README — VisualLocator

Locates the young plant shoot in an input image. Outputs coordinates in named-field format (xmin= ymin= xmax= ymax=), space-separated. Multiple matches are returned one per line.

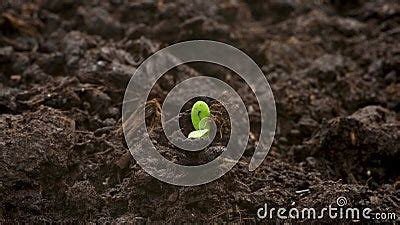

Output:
xmin=188 ymin=101 xmax=211 ymax=139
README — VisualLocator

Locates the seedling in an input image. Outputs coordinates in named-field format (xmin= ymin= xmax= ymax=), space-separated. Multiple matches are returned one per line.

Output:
xmin=188 ymin=101 xmax=211 ymax=139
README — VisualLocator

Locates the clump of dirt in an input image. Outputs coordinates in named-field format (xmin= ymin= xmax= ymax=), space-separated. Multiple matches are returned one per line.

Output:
xmin=0 ymin=0 xmax=399 ymax=223
xmin=291 ymin=106 xmax=399 ymax=186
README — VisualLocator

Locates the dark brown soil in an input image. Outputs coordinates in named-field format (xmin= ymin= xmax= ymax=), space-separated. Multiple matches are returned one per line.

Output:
xmin=0 ymin=0 xmax=399 ymax=223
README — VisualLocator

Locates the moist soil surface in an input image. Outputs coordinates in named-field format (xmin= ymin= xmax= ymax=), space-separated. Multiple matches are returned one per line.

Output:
xmin=0 ymin=0 xmax=399 ymax=223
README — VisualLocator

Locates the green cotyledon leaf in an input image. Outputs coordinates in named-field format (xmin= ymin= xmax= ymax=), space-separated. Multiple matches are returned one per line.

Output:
xmin=191 ymin=101 xmax=210 ymax=130
xmin=188 ymin=129 xmax=209 ymax=139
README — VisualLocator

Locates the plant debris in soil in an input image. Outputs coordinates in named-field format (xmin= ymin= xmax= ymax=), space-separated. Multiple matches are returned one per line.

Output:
xmin=0 ymin=0 xmax=399 ymax=223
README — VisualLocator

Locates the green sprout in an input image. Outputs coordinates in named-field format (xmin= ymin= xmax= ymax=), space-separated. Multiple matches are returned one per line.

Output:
xmin=188 ymin=101 xmax=211 ymax=139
